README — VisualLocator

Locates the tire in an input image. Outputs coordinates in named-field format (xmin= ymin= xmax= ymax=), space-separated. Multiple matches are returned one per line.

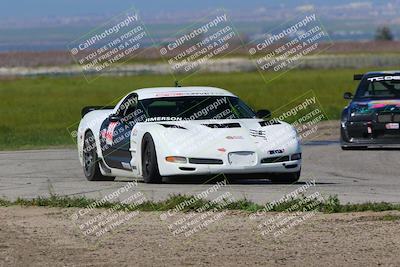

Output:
xmin=141 ymin=134 xmax=162 ymax=184
xmin=340 ymin=125 xmax=351 ymax=150
xmin=340 ymin=126 xmax=367 ymax=150
xmin=270 ymin=171 xmax=301 ymax=184
xmin=83 ymin=131 xmax=115 ymax=181
xmin=341 ymin=145 xmax=367 ymax=150
xmin=341 ymin=146 xmax=353 ymax=150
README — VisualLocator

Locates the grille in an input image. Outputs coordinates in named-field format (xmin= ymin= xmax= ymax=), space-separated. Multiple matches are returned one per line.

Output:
xmin=377 ymin=114 xmax=392 ymax=123
xmin=188 ymin=158 xmax=223 ymax=165
xmin=377 ymin=113 xmax=400 ymax=123
xmin=261 ymin=156 xmax=290 ymax=164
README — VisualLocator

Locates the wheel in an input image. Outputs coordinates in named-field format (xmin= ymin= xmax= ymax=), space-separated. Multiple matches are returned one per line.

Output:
xmin=340 ymin=125 xmax=352 ymax=150
xmin=340 ymin=127 xmax=367 ymax=150
xmin=270 ymin=171 xmax=301 ymax=184
xmin=141 ymin=134 xmax=162 ymax=183
xmin=83 ymin=131 xmax=115 ymax=181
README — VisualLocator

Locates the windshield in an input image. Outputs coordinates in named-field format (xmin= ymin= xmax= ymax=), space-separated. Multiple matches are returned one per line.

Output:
xmin=138 ymin=96 xmax=256 ymax=121
xmin=355 ymin=75 xmax=400 ymax=99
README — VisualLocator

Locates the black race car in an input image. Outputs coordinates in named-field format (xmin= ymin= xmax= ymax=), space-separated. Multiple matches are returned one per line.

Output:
xmin=341 ymin=71 xmax=400 ymax=149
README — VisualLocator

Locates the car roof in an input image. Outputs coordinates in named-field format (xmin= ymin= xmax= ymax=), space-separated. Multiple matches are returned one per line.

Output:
xmin=133 ymin=86 xmax=236 ymax=100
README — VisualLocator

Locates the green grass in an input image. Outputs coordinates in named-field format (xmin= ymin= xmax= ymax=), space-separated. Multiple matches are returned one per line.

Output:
xmin=1 ymin=194 xmax=400 ymax=213
xmin=0 ymin=67 xmax=390 ymax=149
xmin=379 ymin=214 xmax=400 ymax=221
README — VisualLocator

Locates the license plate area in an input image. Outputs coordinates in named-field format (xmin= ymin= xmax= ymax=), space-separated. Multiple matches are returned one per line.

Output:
xmin=386 ymin=123 xmax=400 ymax=130
xmin=228 ymin=151 xmax=256 ymax=166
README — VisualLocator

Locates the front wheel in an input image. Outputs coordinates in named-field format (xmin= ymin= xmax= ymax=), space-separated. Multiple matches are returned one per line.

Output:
xmin=270 ymin=171 xmax=301 ymax=184
xmin=83 ymin=131 xmax=115 ymax=181
xmin=141 ymin=134 xmax=162 ymax=184
xmin=340 ymin=126 xmax=366 ymax=150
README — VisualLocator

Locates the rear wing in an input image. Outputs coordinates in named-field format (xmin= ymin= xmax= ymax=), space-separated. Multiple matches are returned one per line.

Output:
xmin=353 ymin=74 xmax=364 ymax=80
xmin=81 ymin=106 xmax=114 ymax=118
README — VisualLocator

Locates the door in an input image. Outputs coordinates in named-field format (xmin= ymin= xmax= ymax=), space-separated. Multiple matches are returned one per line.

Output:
xmin=100 ymin=93 xmax=140 ymax=171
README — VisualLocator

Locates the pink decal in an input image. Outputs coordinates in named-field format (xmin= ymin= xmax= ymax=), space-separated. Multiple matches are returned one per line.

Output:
xmin=106 ymin=122 xmax=118 ymax=145
xmin=369 ymin=100 xmax=400 ymax=109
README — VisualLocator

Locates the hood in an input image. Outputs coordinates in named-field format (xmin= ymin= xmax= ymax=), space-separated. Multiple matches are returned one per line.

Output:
xmin=350 ymin=99 xmax=400 ymax=114
xmin=153 ymin=119 xmax=298 ymax=157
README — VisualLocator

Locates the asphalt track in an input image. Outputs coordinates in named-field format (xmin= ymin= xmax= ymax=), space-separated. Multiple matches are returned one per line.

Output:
xmin=0 ymin=142 xmax=399 ymax=204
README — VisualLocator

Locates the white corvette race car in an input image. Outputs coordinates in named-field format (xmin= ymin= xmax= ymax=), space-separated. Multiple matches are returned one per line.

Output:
xmin=77 ymin=86 xmax=302 ymax=183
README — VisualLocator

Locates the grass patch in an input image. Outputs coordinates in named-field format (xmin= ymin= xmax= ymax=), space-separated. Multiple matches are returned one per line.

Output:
xmin=379 ymin=214 xmax=400 ymax=221
xmin=1 ymin=67 xmax=398 ymax=149
xmin=0 ymin=198 xmax=12 ymax=207
xmin=1 ymin=194 xmax=400 ymax=214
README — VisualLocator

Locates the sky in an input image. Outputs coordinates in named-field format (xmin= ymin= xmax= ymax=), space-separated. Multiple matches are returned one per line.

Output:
xmin=0 ymin=0 xmax=398 ymax=51
xmin=0 ymin=0 xmax=380 ymax=19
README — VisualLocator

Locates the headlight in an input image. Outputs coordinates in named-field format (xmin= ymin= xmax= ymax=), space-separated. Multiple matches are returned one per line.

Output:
xmin=291 ymin=153 xmax=302 ymax=160
xmin=165 ymin=156 xmax=187 ymax=163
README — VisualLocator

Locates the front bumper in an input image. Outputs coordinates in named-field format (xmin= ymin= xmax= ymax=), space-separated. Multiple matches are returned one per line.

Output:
xmin=341 ymin=121 xmax=400 ymax=147
xmin=160 ymin=157 xmax=302 ymax=176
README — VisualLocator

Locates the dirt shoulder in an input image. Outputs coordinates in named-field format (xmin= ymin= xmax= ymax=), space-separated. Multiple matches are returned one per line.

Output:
xmin=1 ymin=207 xmax=399 ymax=267
xmin=303 ymin=120 xmax=340 ymax=142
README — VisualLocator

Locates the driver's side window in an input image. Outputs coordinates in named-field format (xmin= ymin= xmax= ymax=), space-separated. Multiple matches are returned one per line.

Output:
xmin=117 ymin=93 xmax=138 ymax=122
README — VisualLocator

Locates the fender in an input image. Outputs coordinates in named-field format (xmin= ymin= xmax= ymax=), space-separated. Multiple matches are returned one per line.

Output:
xmin=77 ymin=109 xmax=113 ymax=166
xmin=341 ymin=107 xmax=349 ymax=123
xmin=131 ymin=123 xmax=178 ymax=177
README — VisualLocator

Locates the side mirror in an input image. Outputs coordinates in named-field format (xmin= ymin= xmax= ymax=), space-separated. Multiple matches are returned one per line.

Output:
xmin=343 ymin=92 xmax=353 ymax=100
xmin=109 ymin=114 xmax=120 ymax=122
xmin=256 ymin=109 xmax=271 ymax=119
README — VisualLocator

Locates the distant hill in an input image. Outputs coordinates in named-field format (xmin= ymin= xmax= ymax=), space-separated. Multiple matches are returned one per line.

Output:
xmin=0 ymin=0 xmax=399 ymax=51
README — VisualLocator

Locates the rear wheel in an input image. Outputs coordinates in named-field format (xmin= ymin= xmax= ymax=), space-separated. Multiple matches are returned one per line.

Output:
xmin=270 ymin=171 xmax=301 ymax=184
xmin=83 ymin=131 xmax=115 ymax=181
xmin=142 ymin=134 xmax=162 ymax=184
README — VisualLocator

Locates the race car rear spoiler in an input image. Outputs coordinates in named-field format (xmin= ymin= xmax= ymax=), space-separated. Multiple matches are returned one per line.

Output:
xmin=354 ymin=74 xmax=364 ymax=80
xmin=81 ymin=106 xmax=114 ymax=118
